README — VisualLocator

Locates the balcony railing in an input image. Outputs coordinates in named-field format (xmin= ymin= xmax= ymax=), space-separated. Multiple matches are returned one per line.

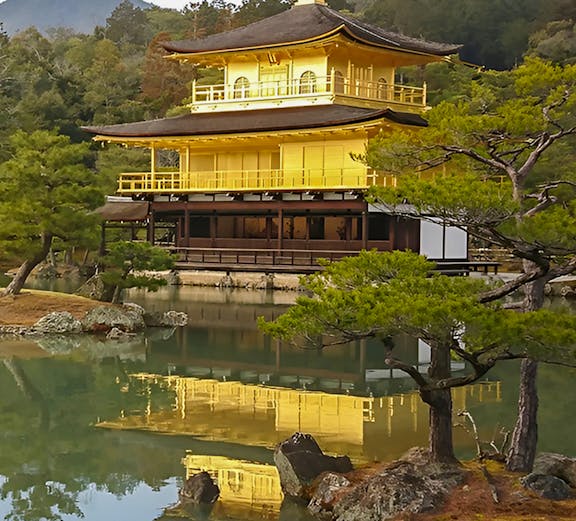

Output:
xmin=117 ymin=168 xmax=397 ymax=194
xmin=191 ymin=74 xmax=426 ymax=109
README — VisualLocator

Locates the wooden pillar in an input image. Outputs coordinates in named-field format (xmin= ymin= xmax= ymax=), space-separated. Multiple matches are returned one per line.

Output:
xmin=278 ymin=207 xmax=284 ymax=250
xmin=362 ymin=210 xmax=368 ymax=249
xmin=184 ymin=205 xmax=190 ymax=248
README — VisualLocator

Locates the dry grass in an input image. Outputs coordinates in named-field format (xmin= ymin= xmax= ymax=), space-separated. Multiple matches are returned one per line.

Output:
xmin=406 ymin=460 xmax=576 ymax=521
xmin=0 ymin=289 xmax=110 ymax=326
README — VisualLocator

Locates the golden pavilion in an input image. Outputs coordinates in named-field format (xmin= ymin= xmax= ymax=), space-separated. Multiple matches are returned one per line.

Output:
xmin=85 ymin=0 xmax=465 ymax=270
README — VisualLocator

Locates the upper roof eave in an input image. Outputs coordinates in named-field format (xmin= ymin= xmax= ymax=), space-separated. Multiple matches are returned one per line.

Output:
xmin=165 ymin=26 xmax=345 ymax=62
xmin=161 ymin=3 xmax=460 ymax=58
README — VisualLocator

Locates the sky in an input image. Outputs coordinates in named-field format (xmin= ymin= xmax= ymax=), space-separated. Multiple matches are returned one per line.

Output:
xmin=149 ymin=0 xmax=241 ymax=9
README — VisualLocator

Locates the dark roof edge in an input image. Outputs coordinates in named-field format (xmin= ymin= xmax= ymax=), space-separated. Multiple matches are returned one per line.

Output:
xmin=81 ymin=107 xmax=427 ymax=139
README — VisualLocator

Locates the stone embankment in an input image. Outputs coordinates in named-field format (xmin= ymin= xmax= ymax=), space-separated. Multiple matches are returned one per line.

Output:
xmin=135 ymin=269 xmax=302 ymax=291
xmin=0 ymin=303 xmax=188 ymax=337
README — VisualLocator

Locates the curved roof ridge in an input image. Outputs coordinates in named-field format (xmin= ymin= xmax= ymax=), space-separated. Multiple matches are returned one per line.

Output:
xmin=318 ymin=6 xmax=401 ymax=47
xmin=162 ymin=3 xmax=460 ymax=57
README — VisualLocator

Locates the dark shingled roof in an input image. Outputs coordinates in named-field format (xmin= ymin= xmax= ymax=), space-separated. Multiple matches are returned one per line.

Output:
xmin=162 ymin=3 xmax=460 ymax=56
xmin=96 ymin=200 xmax=149 ymax=221
xmin=82 ymin=105 xmax=428 ymax=138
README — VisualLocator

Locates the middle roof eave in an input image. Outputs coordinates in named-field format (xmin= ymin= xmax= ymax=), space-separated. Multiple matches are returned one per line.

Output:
xmin=81 ymin=105 xmax=428 ymax=139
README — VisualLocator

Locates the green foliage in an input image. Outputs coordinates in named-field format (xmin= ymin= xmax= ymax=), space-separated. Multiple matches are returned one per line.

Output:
xmin=100 ymin=241 xmax=175 ymax=300
xmin=233 ymin=0 xmax=291 ymax=27
xmin=527 ymin=20 xmax=576 ymax=65
xmin=260 ymin=250 xmax=576 ymax=368
xmin=104 ymin=0 xmax=152 ymax=49
xmin=359 ymin=0 xmax=568 ymax=70
xmin=0 ymin=129 xmax=104 ymax=260
xmin=95 ymin=144 xmax=149 ymax=193
xmin=365 ymin=57 xmax=576 ymax=269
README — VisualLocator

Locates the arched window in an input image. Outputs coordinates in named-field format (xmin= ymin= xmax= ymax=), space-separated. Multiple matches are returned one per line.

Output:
xmin=233 ymin=76 xmax=250 ymax=99
xmin=299 ymin=71 xmax=317 ymax=94
xmin=377 ymin=77 xmax=388 ymax=100
xmin=333 ymin=70 xmax=345 ymax=94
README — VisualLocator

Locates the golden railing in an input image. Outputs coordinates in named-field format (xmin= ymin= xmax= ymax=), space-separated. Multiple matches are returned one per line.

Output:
xmin=192 ymin=74 xmax=426 ymax=108
xmin=117 ymin=168 xmax=398 ymax=194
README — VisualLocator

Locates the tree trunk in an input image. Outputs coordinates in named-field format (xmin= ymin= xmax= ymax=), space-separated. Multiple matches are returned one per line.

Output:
xmin=111 ymin=284 xmax=122 ymax=304
xmin=506 ymin=264 xmax=547 ymax=472
xmin=2 ymin=232 xmax=53 ymax=296
xmin=506 ymin=358 xmax=539 ymax=472
xmin=421 ymin=342 xmax=458 ymax=464
xmin=424 ymin=387 xmax=456 ymax=464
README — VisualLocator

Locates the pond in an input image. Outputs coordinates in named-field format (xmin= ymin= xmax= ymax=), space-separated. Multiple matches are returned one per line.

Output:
xmin=0 ymin=285 xmax=575 ymax=521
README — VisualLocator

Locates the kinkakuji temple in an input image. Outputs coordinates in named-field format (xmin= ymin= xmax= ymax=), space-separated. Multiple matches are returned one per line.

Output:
xmin=85 ymin=0 xmax=466 ymax=271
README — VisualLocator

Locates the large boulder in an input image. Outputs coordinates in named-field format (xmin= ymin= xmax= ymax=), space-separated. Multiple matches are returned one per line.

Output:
xmin=329 ymin=449 xmax=465 ymax=521
xmin=533 ymin=452 xmax=576 ymax=487
xmin=179 ymin=471 xmax=220 ymax=504
xmin=81 ymin=305 xmax=145 ymax=333
xmin=33 ymin=311 xmax=82 ymax=334
xmin=274 ymin=433 xmax=353 ymax=499
xmin=143 ymin=310 xmax=188 ymax=327
xmin=521 ymin=473 xmax=572 ymax=500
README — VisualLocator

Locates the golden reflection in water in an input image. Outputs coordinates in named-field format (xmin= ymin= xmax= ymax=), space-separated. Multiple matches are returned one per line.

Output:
xmin=182 ymin=454 xmax=283 ymax=518
xmin=98 ymin=373 xmax=501 ymax=462
xmin=98 ymin=374 xmax=502 ymax=516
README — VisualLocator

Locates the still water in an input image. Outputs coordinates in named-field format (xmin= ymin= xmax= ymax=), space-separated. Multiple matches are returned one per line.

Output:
xmin=0 ymin=285 xmax=575 ymax=521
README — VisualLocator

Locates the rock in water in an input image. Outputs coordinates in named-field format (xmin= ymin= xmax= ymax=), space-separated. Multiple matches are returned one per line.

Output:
xmin=81 ymin=305 xmax=145 ymax=333
xmin=274 ymin=432 xmax=353 ymax=499
xmin=34 ymin=312 xmax=82 ymax=334
xmin=179 ymin=471 xmax=220 ymax=504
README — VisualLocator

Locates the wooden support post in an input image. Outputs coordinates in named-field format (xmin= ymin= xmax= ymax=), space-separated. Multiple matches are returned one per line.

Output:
xmin=362 ymin=210 xmax=368 ymax=249
xmin=184 ymin=205 xmax=190 ymax=247
xmin=278 ymin=207 xmax=284 ymax=251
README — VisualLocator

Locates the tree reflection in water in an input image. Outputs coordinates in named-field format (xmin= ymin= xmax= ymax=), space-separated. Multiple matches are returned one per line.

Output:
xmin=0 ymin=286 xmax=573 ymax=521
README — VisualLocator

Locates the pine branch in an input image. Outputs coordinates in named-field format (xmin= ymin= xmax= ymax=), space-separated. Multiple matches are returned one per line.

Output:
xmin=384 ymin=356 xmax=429 ymax=388
xmin=478 ymin=267 xmax=547 ymax=303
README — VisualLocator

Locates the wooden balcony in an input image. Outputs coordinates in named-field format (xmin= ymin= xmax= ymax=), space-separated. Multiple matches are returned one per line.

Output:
xmin=117 ymin=168 xmax=397 ymax=195
xmin=190 ymin=74 xmax=426 ymax=112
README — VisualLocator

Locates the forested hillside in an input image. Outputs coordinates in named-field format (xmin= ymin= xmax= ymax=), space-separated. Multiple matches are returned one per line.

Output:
xmin=1 ymin=0 xmax=574 ymax=68
xmin=0 ymin=0 xmax=573 ymax=166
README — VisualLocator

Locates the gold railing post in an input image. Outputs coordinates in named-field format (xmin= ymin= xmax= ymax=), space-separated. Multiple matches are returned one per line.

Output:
xmin=150 ymin=146 xmax=156 ymax=191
